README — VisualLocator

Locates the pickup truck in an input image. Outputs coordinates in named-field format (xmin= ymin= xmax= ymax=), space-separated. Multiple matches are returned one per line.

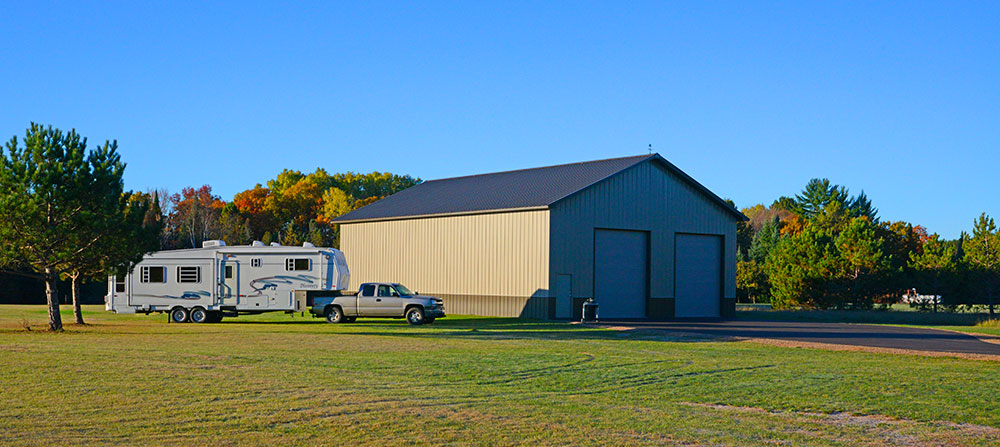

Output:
xmin=308 ymin=282 xmax=445 ymax=325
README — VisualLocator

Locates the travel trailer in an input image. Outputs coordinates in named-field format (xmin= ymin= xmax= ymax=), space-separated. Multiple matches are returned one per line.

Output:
xmin=106 ymin=240 xmax=350 ymax=323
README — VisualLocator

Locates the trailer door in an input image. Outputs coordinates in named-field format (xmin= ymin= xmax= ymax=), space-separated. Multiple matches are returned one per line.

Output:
xmin=220 ymin=260 xmax=239 ymax=306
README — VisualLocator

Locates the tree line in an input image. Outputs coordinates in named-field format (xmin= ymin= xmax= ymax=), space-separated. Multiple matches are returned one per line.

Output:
xmin=0 ymin=124 xmax=419 ymax=331
xmin=735 ymin=179 xmax=1000 ymax=315
xmin=156 ymin=169 xmax=418 ymax=251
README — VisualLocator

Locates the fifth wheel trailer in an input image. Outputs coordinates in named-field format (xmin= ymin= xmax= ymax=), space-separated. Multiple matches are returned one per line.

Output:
xmin=105 ymin=240 xmax=350 ymax=323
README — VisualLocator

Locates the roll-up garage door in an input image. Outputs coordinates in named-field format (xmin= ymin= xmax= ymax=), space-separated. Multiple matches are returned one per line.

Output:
xmin=594 ymin=229 xmax=648 ymax=318
xmin=675 ymin=234 xmax=722 ymax=318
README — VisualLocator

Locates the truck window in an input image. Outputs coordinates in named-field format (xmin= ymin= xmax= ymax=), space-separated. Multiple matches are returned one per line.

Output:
xmin=141 ymin=266 xmax=166 ymax=283
xmin=377 ymin=285 xmax=392 ymax=297
xmin=361 ymin=284 xmax=376 ymax=296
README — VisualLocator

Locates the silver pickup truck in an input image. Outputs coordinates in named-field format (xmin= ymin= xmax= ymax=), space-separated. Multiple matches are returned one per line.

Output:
xmin=307 ymin=282 xmax=445 ymax=325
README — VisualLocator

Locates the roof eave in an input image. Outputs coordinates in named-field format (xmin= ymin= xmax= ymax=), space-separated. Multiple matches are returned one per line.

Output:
xmin=333 ymin=205 xmax=551 ymax=224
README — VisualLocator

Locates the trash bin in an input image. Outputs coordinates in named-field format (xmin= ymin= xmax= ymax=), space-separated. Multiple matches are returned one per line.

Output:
xmin=581 ymin=298 xmax=599 ymax=323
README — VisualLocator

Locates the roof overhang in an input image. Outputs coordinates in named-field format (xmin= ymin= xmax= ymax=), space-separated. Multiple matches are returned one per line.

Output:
xmin=334 ymin=205 xmax=550 ymax=224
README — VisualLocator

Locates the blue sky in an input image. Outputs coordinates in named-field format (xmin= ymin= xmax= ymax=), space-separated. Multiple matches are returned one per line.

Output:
xmin=1 ymin=1 xmax=997 ymax=238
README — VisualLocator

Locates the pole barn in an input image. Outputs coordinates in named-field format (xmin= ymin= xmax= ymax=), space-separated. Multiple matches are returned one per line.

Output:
xmin=333 ymin=154 xmax=747 ymax=320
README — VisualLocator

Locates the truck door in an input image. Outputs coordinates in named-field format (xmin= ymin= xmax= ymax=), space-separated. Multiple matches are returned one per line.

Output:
xmin=357 ymin=283 xmax=379 ymax=316
xmin=374 ymin=284 xmax=399 ymax=316
xmin=220 ymin=261 xmax=239 ymax=306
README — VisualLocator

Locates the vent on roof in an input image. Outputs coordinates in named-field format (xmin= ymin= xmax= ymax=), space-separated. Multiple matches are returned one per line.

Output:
xmin=251 ymin=241 xmax=265 ymax=247
xmin=270 ymin=242 xmax=281 ymax=247
xmin=202 ymin=240 xmax=226 ymax=248
xmin=302 ymin=242 xmax=315 ymax=248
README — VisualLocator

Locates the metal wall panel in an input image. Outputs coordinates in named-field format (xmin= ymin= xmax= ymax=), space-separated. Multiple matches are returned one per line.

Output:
xmin=340 ymin=210 xmax=550 ymax=318
xmin=549 ymin=160 xmax=738 ymax=317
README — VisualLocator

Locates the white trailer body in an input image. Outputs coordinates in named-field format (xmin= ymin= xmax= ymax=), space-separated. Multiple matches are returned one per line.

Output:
xmin=106 ymin=241 xmax=349 ymax=319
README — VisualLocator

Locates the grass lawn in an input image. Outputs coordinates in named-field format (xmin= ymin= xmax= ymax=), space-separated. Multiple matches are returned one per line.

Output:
xmin=2 ymin=305 xmax=1000 ymax=446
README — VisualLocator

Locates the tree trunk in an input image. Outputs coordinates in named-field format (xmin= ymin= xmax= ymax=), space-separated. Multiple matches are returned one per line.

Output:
xmin=45 ymin=267 xmax=63 ymax=332
xmin=72 ymin=273 xmax=85 ymax=325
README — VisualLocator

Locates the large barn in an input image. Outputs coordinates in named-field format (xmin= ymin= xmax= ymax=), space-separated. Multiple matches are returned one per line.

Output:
xmin=333 ymin=154 xmax=747 ymax=320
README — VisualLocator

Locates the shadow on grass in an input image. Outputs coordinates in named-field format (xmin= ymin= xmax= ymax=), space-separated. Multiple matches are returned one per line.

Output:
xmin=735 ymin=309 xmax=995 ymax=327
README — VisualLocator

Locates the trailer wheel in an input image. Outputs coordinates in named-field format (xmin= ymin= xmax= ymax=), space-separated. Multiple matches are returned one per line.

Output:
xmin=405 ymin=307 xmax=425 ymax=325
xmin=170 ymin=307 xmax=190 ymax=323
xmin=189 ymin=307 xmax=210 ymax=323
xmin=325 ymin=306 xmax=344 ymax=324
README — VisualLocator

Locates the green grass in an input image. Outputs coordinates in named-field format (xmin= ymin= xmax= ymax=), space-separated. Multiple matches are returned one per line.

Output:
xmin=2 ymin=305 xmax=1000 ymax=446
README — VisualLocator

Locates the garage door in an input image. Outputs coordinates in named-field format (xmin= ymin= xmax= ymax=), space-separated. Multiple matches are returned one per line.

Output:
xmin=675 ymin=234 xmax=722 ymax=317
xmin=594 ymin=229 xmax=648 ymax=318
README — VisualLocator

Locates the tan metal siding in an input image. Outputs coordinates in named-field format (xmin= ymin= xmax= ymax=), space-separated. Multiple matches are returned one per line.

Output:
xmin=549 ymin=161 xmax=738 ymax=308
xmin=340 ymin=210 xmax=550 ymax=317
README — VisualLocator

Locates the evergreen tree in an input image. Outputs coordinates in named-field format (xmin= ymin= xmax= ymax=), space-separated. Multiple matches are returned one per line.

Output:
xmin=748 ymin=218 xmax=781 ymax=264
xmin=0 ymin=124 xmax=112 ymax=330
xmin=793 ymin=178 xmax=850 ymax=219
xmin=848 ymin=191 xmax=879 ymax=222
xmin=964 ymin=213 xmax=1000 ymax=316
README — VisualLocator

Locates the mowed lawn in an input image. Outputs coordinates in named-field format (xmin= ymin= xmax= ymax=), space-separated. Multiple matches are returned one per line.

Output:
xmin=2 ymin=306 xmax=1000 ymax=446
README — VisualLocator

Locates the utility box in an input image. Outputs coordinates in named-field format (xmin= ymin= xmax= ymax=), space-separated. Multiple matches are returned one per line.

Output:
xmin=581 ymin=298 xmax=599 ymax=323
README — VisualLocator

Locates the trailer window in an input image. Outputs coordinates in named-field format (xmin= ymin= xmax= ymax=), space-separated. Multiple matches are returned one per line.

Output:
xmin=177 ymin=266 xmax=201 ymax=283
xmin=251 ymin=258 xmax=262 ymax=268
xmin=141 ymin=266 xmax=166 ymax=283
xmin=114 ymin=277 xmax=126 ymax=292
xmin=224 ymin=265 xmax=233 ymax=279
xmin=285 ymin=258 xmax=310 ymax=271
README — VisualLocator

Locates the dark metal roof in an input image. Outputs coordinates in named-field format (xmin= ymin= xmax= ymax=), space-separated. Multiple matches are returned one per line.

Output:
xmin=334 ymin=154 xmax=746 ymax=223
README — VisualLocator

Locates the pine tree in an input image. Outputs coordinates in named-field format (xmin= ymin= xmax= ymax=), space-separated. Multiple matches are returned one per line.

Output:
xmin=0 ymin=125 xmax=100 ymax=330
xmin=964 ymin=213 xmax=1000 ymax=316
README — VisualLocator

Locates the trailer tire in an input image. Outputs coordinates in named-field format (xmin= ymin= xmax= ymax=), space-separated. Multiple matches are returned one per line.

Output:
xmin=405 ymin=306 xmax=425 ymax=325
xmin=325 ymin=306 xmax=344 ymax=324
xmin=170 ymin=307 xmax=190 ymax=323
xmin=189 ymin=307 xmax=210 ymax=323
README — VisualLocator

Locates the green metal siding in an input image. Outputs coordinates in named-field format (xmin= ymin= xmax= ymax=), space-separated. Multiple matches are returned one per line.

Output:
xmin=549 ymin=160 xmax=739 ymax=318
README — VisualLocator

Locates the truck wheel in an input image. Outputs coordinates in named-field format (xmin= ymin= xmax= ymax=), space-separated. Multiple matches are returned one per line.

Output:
xmin=406 ymin=307 xmax=425 ymax=325
xmin=325 ymin=306 xmax=344 ymax=324
xmin=170 ymin=307 xmax=190 ymax=323
xmin=189 ymin=307 xmax=209 ymax=323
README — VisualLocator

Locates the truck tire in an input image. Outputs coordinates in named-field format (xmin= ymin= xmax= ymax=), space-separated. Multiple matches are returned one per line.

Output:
xmin=170 ymin=307 xmax=190 ymax=323
xmin=189 ymin=307 xmax=209 ymax=323
xmin=325 ymin=306 xmax=344 ymax=324
xmin=405 ymin=307 xmax=425 ymax=325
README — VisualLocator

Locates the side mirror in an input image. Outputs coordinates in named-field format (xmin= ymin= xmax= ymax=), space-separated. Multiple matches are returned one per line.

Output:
xmin=392 ymin=292 xmax=400 ymax=297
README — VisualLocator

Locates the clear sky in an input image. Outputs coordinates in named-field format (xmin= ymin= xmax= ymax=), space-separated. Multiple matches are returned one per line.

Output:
xmin=2 ymin=1 xmax=997 ymax=238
